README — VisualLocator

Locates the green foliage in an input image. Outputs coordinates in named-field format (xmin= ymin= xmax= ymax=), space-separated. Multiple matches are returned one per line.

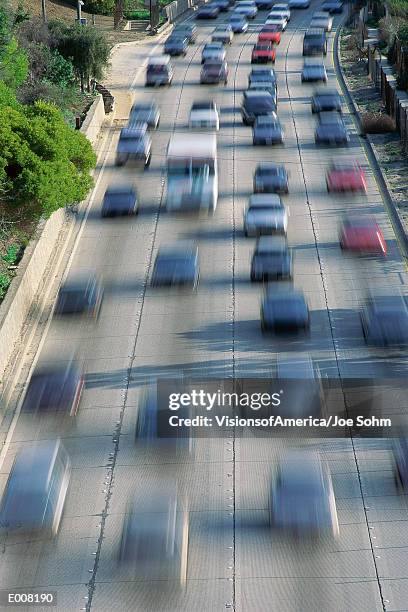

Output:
xmin=388 ymin=0 xmax=408 ymax=19
xmin=52 ymin=23 xmax=110 ymax=89
xmin=0 ymin=101 xmax=96 ymax=218
xmin=0 ymin=81 xmax=20 ymax=109
xmin=398 ymin=23 xmax=408 ymax=45
xmin=65 ymin=0 xmax=115 ymax=15
xmin=0 ymin=273 xmax=11 ymax=300
xmin=0 ymin=37 xmax=28 ymax=88
xmin=2 ymin=244 xmax=19 ymax=265
xmin=44 ymin=49 xmax=74 ymax=88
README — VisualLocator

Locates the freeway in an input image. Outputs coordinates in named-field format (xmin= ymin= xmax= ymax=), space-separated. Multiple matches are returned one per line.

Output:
xmin=0 ymin=1 xmax=408 ymax=611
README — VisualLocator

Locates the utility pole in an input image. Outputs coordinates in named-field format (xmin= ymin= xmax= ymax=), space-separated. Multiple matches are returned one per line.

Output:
xmin=41 ymin=0 xmax=47 ymax=22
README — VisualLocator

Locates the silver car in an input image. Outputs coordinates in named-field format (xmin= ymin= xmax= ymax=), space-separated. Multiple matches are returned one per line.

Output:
xmin=201 ymin=42 xmax=226 ymax=64
xmin=269 ymin=451 xmax=339 ymax=538
xmin=244 ymin=193 xmax=288 ymax=236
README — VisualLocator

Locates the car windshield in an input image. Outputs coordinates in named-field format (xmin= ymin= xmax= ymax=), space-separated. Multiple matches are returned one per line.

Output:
xmin=258 ymin=167 xmax=280 ymax=176
xmin=249 ymin=205 xmax=281 ymax=213
xmin=246 ymin=97 xmax=274 ymax=111
xmin=255 ymin=45 xmax=271 ymax=50
xmin=192 ymin=102 xmax=215 ymax=110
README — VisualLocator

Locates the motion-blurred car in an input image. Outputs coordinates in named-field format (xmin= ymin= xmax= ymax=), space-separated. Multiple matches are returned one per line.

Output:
xmin=258 ymin=24 xmax=282 ymax=44
xmin=200 ymin=59 xmax=228 ymax=84
xmin=164 ymin=35 xmax=188 ymax=56
xmin=249 ymin=81 xmax=278 ymax=106
xmin=272 ymin=3 xmax=291 ymax=20
xmin=21 ymin=361 xmax=84 ymax=417
xmin=173 ymin=23 xmax=197 ymax=43
xmin=101 ymin=185 xmax=139 ymax=217
xmin=244 ymin=193 xmax=288 ymax=236
xmin=119 ymin=481 xmax=189 ymax=585
xmin=361 ymin=294 xmax=408 ymax=346
xmin=115 ymin=124 xmax=152 ymax=167
xmin=229 ymin=13 xmax=249 ymax=32
xmin=261 ymin=286 xmax=309 ymax=333
xmin=129 ymin=100 xmax=160 ymax=128
xmin=55 ymin=273 xmax=103 ymax=318
xmin=145 ymin=55 xmax=173 ymax=86
xmin=248 ymin=67 xmax=277 ymax=87
xmin=275 ymin=355 xmax=326 ymax=418
xmin=251 ymin=42 xmax=276 ymax=63
xmin=321 ymin=0 xmax=343 ymax=13
xmin=212 ymin=25 xmax=234 ymax=44
xmin=339 ymin=216 xmax=387 ymax=254
xmin=289 ymin=0 xmax=310 ymax=6
xmin=326 ymin=160 xmax=366 ymax=192
xmin=135 ymin=384 xmax=194 ymax=455
xmin=255 ymin=0 xmax=274 ymax=9
xmin=251 ymin=236 xmax=292 ymax=281
xmin=269 ymin=451 xmax=339 ymax=538
xmin=151 ymin=245 xmax=199 ymax=288
xmin=0 ymin=440 xmax=70 ymax=536
xmin=303 ymin=29 xmax=327 ymax=56
xmin=253 ymin=163 xmax=289 ymax=193
xmin=266 ymin=11 xmax=288 ymax=29
xmin=196 ymin=4 xmax=220 ymax=18
xmin=234 ymin=1 xmax=258 ymax=18
xmin=301 ymin=59 xmax=328 ymax=82
xmin=242 ymin=90 xmax=276 ymax=125
xmin=315 ymin=112 xmax=349 ymax=145
xmin=311 ymin=89 xmax=342 ymax=113
xmin=189 ymin=101 xmax=219 ymax=130
xmin=392 ymin=438 xmax=408 ymax=490
xmin=253 ymin=114 xmax=283 ymax=144
xmin=310 ymin=11 xmax=333 ymax=32
xmin=201 ymin=42 xmax=226 ymax=63
xmin=212 ymin=0 xmax=230 ymax=11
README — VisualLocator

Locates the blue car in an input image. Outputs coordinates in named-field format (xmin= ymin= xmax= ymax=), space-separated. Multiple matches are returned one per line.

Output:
xmin=230 ymin=14 xmax=249 ymax=32
xmin=164 ymin=36 xmax=188 ymax=56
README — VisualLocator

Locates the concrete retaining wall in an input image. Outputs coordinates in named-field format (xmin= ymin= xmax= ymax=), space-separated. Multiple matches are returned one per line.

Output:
xmin=0 ymin=96 xmax=106 ymax=381
xmin=165 ymin=0 xmax=195 ymax=22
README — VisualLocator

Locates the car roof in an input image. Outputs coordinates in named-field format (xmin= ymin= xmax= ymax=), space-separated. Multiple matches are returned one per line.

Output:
xmin=256 ymin=162 xmax=284 ymax=171
xmin=7 ymin=441 xmax=63 ymax=492
xmin=318 ymin=111 xmax=343 ymax=123
xmin=148 ymin=55 xmax=171 ymax=65
xmin=256 ymin=236 xmax=287 ymax=252
xmin=278 ymin=451 xmax=326 ymax=490
xmin=105 ymin=184 xmax=136 ymax=195
xmin=305 ymin=28 xmax=326 ymax=35
xmin=120 ymin=124 xmax=148 ymax=137
xmin=249 ymin=194 xmax=282 ymax=207
xmin=314 ymin=89 xmax=339 ymax=96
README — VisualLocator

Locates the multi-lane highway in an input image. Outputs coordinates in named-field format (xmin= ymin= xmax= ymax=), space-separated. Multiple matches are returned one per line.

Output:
xmin=1 ymin=1 xmax=408 ymax=611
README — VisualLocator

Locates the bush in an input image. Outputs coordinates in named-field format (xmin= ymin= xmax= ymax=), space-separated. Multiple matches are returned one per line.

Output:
xmin=361 ymin=112 xmax=396 ymax=134
xmin=0 ymin=273 xmax=11 ymax=300
xmin=0 ymin=100 xmax=96 ymax=218
xmin=65 ymin=0 xmax=115 ymax=15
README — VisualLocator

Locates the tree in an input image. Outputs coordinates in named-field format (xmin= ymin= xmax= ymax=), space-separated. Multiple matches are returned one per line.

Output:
xmin=0 ymin=1 xmax=28 ymax=88
xmin=51 ymin=22 xmax=110 ymax=91
xmin=0 ymin=100 xmax=96 ymax=218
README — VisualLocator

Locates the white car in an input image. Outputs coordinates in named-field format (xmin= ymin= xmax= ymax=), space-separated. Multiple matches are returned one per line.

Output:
xmin=310 ymin=11 xmax=333 ymax=32
xmin=212 ymin=25 xmax=234 ymax=44
xmin=266 ymin=15 xmax=288 ymax=29
xmin=189 ymin=106 xmax=220 ymax=131
xmin=234 ymin=1 xmax=258 ymax=18
xmin=201 ymin=42 xmax=226 ymax=63
xmin=271 ymin=3 xmax=290 ymax=20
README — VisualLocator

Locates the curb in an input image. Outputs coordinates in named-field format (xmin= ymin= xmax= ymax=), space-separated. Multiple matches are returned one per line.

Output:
xmin=334 ymin=20 xmax=408 ymax=261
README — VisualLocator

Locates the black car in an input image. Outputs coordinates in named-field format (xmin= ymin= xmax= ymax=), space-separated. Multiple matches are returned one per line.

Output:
xmin=253 ymin=114 xmax=283 ymax=145
xmin=315 ymin=112 xmax=349 ymax=145
xmin=311 ymin=89 xmax=342 ymax=113
xmin=261 ymin=287 xmax=310 ymax=333
xmin=101 ymin=185 xmax=138 ymax=217
xmin=55 ymin=274 xmax=103 ymax=318
xmin=251 ymin=236 xmax=292 ymax=281
xmin=321 ymin=0 xmax=343 ymax=13
xmin=303 ymin=29 xmax=327 ymax=56
xmin=255 ymin=0 xmax=275 ymax=8
xmin=254 ymin=163 xmax=289 ymax=193
xmin=129 ymin=101 xmax=160 ymax=128
xmin=361 ymin=294 xmax=408 ymax=347
xmin=242 ymin=90 xmax=276 ymax=125
xmin=164 ymin=36 xmax=188 ymax=56
xmin=173 ymin=23 xmax=197 ymax=43
xmin=151 ymin=245 xmax=199 ymax=288
xmin=196 ymin=4 xmax=220 ymax=18
xmin=21 ymin=362 xmax=84 ymax=417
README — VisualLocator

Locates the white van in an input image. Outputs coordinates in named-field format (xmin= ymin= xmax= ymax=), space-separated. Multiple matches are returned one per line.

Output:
xmin=145 ymin=55 xmax=173 ymax=86
xmin=166 ymin=134 xmax=218 ymax=214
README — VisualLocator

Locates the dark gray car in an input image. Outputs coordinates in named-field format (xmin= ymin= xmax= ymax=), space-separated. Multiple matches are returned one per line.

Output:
xmin=315 ymin=112 xmax=349 ymax=145
xmin=302 ymin=29 xmax=327 ymax=56
xmin=151 ymin=245 xmax=199 ymax=288
xmin=164 ymin=35 xmax=188 ymax=56
xmin=253 ymin=114 xmax=283 ymax=145
xmin=361 ymin=294 xmax=408 ymax=347
xmin=55 ymin=272 xmax=103 ymax=318
xmin=311 ymin=89 xmax=342 ymax=113
xmin=242 ymin=90 xmax=276 ymax=125
xmin=261 ymin=286 xmax=310 ymax=333
xmin=101 ymin=185 xmax=138 ymax=217
xmin=251 ymin=236 xmax=292 ymax=281
xmin=254 ymin=163 xmax=289 ymax=193
xmin=116 ymin=124 xmax=152 ymax=166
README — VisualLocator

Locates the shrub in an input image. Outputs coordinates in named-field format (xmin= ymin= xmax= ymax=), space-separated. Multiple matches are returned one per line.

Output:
xmin=0 ymin=273 xmax=11 ymax=300
xmin=361 ymin=112 xmax=396 ymax=134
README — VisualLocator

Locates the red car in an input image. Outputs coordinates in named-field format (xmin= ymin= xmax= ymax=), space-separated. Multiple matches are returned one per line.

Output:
xmin=340 ymin=216 xmax=387 ymax=255
xmin=251 ymin=42 xmax=276 ymax=64
xmin=258 ymin=26 xmax=281 ymax=45
xmin=326 ymin=161 xmax=367 ymax=193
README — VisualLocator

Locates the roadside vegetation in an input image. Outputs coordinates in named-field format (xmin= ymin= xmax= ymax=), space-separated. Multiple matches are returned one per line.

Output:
xmin=0 ymin=1 xmax=111 ymax=301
